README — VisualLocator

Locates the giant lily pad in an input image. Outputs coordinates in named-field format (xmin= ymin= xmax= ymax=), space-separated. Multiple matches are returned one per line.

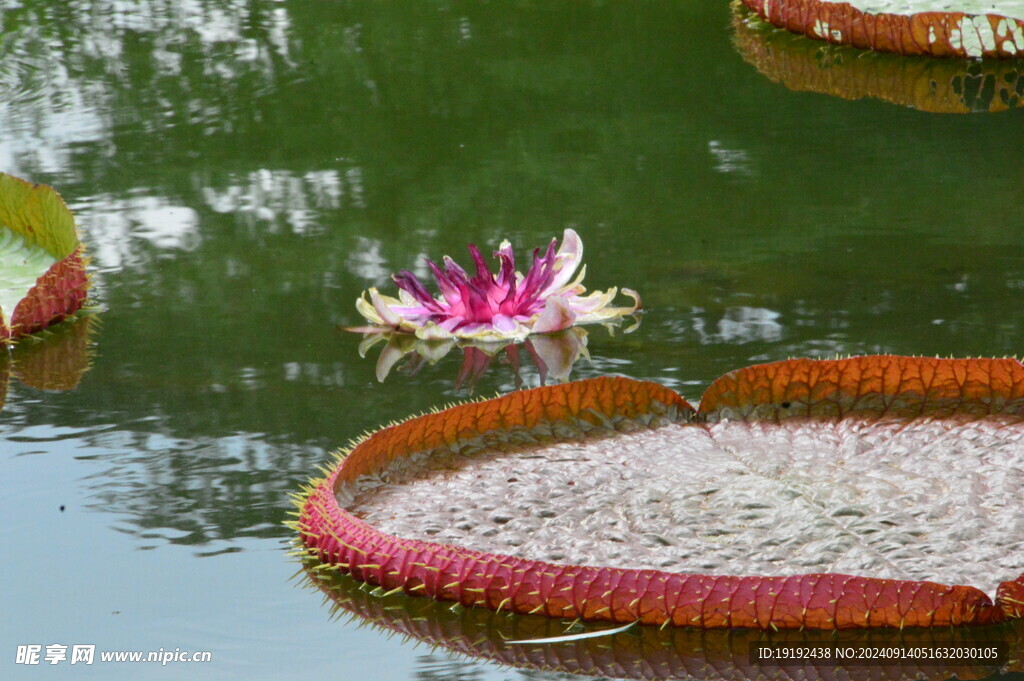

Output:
xmin=740 ymin=0 xmax=1024 ymax=58
xmin=293 ymin=356 xmax=1024 ymax=630
xmin=734 ymin=5 xmax=1024 ymax=111
xmin=0 ymin=173 xmax=89 ymax=341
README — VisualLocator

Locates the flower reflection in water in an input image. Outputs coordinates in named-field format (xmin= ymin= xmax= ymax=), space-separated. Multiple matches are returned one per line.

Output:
xmin=355 ymin=319 xmax=639 ymax=390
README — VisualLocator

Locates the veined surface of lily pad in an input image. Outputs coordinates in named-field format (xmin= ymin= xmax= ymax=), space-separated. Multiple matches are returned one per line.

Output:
xmin=741 ymin=0 xmax=1024 ymax=58
xmin=295 ymin=356 xmax=1024 ymax=630
xmin=345 ymin=415 xmax=1021 ymax=595
xmin=734 ymin=5 xmax=1024 ymax=111
xmin=0 ymin=172 xmax=89 ymax=340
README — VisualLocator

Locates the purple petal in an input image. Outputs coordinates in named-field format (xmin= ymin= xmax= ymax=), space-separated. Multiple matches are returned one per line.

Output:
xmin=440 ymin=261 xmax=494 ymax=323
xmin=426 ymin=259 xmax=461 ymax=305
xmin=441 ymin=263 xmax=474 ymax=319
xmin=393 ymin=270 xmax=443 ymax=312
xmin=463 ymin=280 xmax=496 ymax=322
xmin=493 ymin=241 xmax=516 ymax=288
xmin=491 ymin=314 xmax=517 ymax=334
xmin=469 ymin=243 xmax=510 ymax=309
xmin=467 ymin=243 xmax=495 ymax=289
xmin=436 ymin=317 xmax=463 ymax=333
xmin=517 ymin=239 xmax=558 ymax=309
xmin=442 ymin=255 xmax=470 ymax=282
xmin=494 ymin=250 xmax=518 ymax=313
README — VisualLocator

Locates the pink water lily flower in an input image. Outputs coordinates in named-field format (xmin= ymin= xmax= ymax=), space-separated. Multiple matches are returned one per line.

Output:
xmin=353 ymin=229 xmax=640 ymax=342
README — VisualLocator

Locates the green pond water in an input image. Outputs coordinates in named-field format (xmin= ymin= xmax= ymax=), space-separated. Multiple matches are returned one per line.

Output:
xmin=2 ymin=1 xmax=1024 ymax=679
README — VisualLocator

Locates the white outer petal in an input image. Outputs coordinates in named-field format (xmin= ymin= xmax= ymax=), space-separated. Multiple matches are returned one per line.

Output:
xmin=567 ymin=286 xmax=641 ymax=324
xmin=532 ymin=295 xmax=577 ymax=334
xmin=355 ymin=290 xmax=385 ymax=325
xmin=621 ymin=287 xmax=642 ymax=310
xmin=539 ymin=228 xmax=583 ymax=297
xmin=365 ymin=288 xmax=404 ymax=327
xmin=555 ymin=263 xmax=588 ymax=296
xmin=567 ymin=287 xmax=618 ymax=316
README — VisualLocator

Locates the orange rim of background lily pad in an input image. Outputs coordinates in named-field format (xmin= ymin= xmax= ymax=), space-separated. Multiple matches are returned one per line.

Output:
xmin=293 ymin=356 xmax=1024 ymax=630
xmin=733 ymin=4 xmax=1024 ymax=112
xmin=0 ymin=173 xmax=90 ymax=341
xmin=740 ymin=0 xmax=1024 ymax=58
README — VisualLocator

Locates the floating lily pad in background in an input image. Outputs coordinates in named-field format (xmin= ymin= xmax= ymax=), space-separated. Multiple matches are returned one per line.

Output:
xmin=293 ymin=356 xmax=1024 ymax=630
xmin=734 ymin=4 xmax=1024 ymax=112
xmin=740 ymin=0 xmax=1024 ymax=58
xmin=304 ymin=567 xmax=1024 ymax=680
xmin=0 ymin=172 xmax=89 ymax=341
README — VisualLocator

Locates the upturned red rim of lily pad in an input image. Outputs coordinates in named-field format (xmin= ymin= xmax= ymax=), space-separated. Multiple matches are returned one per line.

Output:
xmin=292 ymin=355 xmax=1024 ymax=630
xmin=0 ymin=173 xmax=89 ymax=341
xmin=305 ymin=565 xmax=1024 ymax=679
xmin=740 ymin=0 xmax=1024 ymax=58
